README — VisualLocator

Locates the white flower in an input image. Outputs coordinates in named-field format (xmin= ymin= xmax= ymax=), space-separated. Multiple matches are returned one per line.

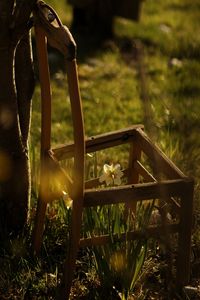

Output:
xmin=150 ymin=209 xmax=161 ymax=225
xmin=99 ymin=164 xmax=123 ymax=186
xmin=62 ymin=191 xmax=73 ymax=209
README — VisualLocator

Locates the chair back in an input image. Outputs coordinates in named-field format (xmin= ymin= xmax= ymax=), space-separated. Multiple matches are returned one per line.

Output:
xmin=34 ymin=1 xmax=85 ymax=198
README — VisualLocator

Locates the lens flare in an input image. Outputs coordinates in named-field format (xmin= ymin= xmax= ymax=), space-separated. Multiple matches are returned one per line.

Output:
xmin=0 ymin=107 xmax=14 ymax=129
xmin=40 ymin=166 xmax=68 ymax=202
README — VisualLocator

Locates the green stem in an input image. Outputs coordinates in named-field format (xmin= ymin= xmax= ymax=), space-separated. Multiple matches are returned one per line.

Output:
xmin=121 ymin=289 xmax=129 ymax=300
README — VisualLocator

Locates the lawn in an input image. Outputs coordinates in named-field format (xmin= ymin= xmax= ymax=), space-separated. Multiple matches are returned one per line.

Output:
xmin=1 ymin=0 xmax=200 ymax=299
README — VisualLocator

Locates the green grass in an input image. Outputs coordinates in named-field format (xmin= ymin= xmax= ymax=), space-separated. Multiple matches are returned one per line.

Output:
xmin=1 ymin=0 xmax=200 ymax=298
xmin=80 ymin=51 xmax=142 ymax=135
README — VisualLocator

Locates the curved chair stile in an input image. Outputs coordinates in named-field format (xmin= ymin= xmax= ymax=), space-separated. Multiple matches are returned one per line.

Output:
xmin=32 ymin=25 xmax=52 ymax=254
xmin=61 ymin=60 xmax=85 ymax=300
xmin=32 ymin=4 xmax=85 ymax=294
xmin=66 ymin=59 xmax=85 ymax=198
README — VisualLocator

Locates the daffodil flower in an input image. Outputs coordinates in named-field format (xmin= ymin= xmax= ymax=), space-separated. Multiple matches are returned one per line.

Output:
xmin=99 ymin=163 xmax=123 ymax=186
xmin=149 ymin=209 xmax=161 ymax=225
xmin=62 ymin=191 xmax=73 ymax=209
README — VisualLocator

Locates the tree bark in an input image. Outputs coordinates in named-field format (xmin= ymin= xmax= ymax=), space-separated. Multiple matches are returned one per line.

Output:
xmin=0 ymin=0 xmax=35 ymax=233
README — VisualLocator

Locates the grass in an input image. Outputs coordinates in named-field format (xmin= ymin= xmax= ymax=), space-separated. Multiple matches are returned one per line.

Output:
xmin=1 ymin=0 xmax=200 ymax=298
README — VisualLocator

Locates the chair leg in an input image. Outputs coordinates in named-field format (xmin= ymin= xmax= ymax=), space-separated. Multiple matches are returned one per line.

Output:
xmin=32 ymin=160 xmax=50 ymax=254
xmin=59 ymin=198 xmax=84 ymax=300
xmin=32 ymin=198 xmax=47 ymax=255
xmin=176 ymin=181 xmax=194 ymax=288
xmin=127 ymin=141 xmax=141 ymax=214
xmin=159 ymin=198 xmax=173 ymax=282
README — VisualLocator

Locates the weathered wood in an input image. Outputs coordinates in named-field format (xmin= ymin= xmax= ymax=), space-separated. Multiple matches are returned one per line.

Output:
xmin=80 ymin=223 xmax=180 ymax=247
xmin=32 ymin=25 xmax=51 ymax=253
xmin=35 ymin=27 xmax=51 ymax=153
xmin=32 ymin=4 xmax=194 ymax=297
xmin=52 ymin=125 xmax=144 ymax=161
xmin=126 ymin=139 xmax=141 ymax=213
xmin=135 ymin=128 xmax=186 ymax=179
xmin=84 ymin=179 xmax=188 ymax=207
xmin=61 ymin=58 xmax=85 ymax=299
xmin=32 ymin=198 xmax=47 ymax=255
xmin=66 ymin=60 xmax=85 ymax=195
xmin=176 ymin=180 xmax=194 ymax=287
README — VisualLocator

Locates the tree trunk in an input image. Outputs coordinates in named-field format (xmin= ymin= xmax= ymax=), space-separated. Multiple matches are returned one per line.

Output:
xmin=0 ymin=0 xmax=35 ymax=233
xmin=69 ymin=0 xmax=143 ymax=39
xmin=70 ymin=0 xmax=114 ymax=39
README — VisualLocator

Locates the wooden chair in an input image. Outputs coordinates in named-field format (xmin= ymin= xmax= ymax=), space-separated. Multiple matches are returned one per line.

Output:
xmin=32 ymin=1 xmax=194 ymax=299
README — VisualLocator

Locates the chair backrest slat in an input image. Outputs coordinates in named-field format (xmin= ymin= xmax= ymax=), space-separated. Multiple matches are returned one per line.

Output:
xmin=66 ymin=60 xmax=85 ymax=198
xmin=35 ymin=25 xmax=52 ymax=154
